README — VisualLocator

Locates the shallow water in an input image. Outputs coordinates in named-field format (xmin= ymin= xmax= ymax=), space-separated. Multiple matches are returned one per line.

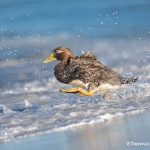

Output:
xmin=0 ymin=108 xmax=150 ymax=150
xmin=0 ymin=37 xmax=150 ymax=143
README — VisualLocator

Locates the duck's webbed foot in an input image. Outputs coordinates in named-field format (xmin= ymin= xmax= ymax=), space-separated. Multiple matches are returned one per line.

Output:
xmin=59 ymin=87 xmax=94 ymax=96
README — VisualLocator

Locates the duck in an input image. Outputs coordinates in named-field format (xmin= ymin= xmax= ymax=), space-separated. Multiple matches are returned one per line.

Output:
xmin=43 ymin=47 xmax=138 ymax=96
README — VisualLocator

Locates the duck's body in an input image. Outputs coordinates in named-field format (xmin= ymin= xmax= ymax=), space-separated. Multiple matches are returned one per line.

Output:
xmin=44 ymin=47 xmax=138 ymax=96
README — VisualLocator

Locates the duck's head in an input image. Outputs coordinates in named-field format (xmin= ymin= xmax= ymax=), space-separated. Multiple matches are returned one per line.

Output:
xmin=43 ymin=47 xmax=73 ymax=64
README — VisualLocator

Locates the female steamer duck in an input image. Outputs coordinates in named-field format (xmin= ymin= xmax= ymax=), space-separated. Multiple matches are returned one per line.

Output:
xmin=44 ymin=47 xmax=138 ymax=96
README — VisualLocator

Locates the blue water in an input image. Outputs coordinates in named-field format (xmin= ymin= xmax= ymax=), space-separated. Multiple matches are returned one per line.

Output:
xmin=0 ymin=0 xmax=150 ymax=60
xmin=0 ymin=0 xmax=150 ymax=38
xmin=0 ymin=0 xmax=150 ymax=148
xmin=1 ymin=0 xmax=150 ymax=61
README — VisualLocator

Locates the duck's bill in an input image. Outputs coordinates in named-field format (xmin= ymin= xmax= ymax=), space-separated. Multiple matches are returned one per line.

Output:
xmin=43 ymin=52 xmax=56 ymax=63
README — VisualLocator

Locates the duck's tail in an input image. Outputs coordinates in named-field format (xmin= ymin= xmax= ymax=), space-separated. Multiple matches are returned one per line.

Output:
xmin=120 ymin=76 xmax=138 ymax=84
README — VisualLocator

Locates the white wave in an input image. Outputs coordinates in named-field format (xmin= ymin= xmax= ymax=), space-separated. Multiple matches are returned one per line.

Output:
xmin=51 ymin=110 xmax=143 ymax=133
xmin=0 ymin=105 xmax=14 ymax=114
xmin=1 ymin=37 xmax=150 ymax=144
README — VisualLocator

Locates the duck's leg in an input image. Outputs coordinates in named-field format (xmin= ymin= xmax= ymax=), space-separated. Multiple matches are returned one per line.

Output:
xmin=59 ymin=87 xmax=94 ymax=96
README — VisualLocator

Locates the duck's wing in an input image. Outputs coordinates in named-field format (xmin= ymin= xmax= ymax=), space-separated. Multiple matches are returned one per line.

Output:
xmin=71 ymin=52 xmax=111 ymax=71
xmin=73 ymin=52 xmax=104 ymax=68
xmin=69 ymin=52 xmax=122 ymax=86
xmin=75 ymin=51 xmax=96 ymax=60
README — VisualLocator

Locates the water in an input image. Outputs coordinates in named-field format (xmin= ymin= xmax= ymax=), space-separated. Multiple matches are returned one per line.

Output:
xmin=0 ymin=0 xmax=150 ymax=147
xmin=0 ymin=0 xmax=150 ymax=38
xmin=1 ymin=111 xmax=150 ymax=150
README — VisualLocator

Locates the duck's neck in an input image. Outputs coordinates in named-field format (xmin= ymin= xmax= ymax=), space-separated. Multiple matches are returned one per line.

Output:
xmin=54 ymin=56 xmax=72 ymax=83
xmin=62 ymin=56 xmax=71 ymax=65
xmin=54 ymin=62 xmax=67 ymax=83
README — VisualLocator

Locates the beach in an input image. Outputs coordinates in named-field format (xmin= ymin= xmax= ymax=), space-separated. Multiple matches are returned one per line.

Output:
xmin=0 ymin=110 xmax=150 ymax=150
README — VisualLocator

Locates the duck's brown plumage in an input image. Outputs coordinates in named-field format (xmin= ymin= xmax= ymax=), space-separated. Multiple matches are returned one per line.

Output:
xmin=52 ymin=47 xmax=138 ymax=90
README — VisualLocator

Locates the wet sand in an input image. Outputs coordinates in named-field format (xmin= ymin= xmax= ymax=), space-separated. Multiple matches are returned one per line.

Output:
xmin=1 ymin=110 xmax=150 ymax=150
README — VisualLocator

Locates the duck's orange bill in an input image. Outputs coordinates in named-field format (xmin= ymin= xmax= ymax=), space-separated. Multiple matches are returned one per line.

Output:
xmin=43 ymin=52 xmax=56 ymax=63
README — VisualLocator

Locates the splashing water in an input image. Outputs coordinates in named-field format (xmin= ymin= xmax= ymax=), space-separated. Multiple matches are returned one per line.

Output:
xmin=0 ymin=36 xmax=150 ymax=143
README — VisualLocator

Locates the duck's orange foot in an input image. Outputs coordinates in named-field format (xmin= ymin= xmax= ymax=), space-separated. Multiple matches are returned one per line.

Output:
xmin=59 ymin=87 xmax=94 ymax=96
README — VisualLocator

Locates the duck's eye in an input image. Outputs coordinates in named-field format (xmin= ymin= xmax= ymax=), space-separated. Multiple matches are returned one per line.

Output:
xmin=56 ymin=50 xmax=61 ymax=53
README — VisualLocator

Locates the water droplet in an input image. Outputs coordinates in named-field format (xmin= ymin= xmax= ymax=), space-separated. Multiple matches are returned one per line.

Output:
xmin=10 ymin=17 xmax=14 ymax=20
xmin=26 ymin=14 xmax=30 ymax=17
xmin=88 ymin=26 xmax=91 ymax=30
xmin=79 ymin=29 xmax=82 ymax=32
xmin=100 ymin=21 xmax=104 ymax=25
xmin=24 ymin=99 xmax=32 ymax=107
xmin=81 ymin=49 xmax=85 ymax=54
xmin=4 ymin=132 xmax=8 ymax=136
